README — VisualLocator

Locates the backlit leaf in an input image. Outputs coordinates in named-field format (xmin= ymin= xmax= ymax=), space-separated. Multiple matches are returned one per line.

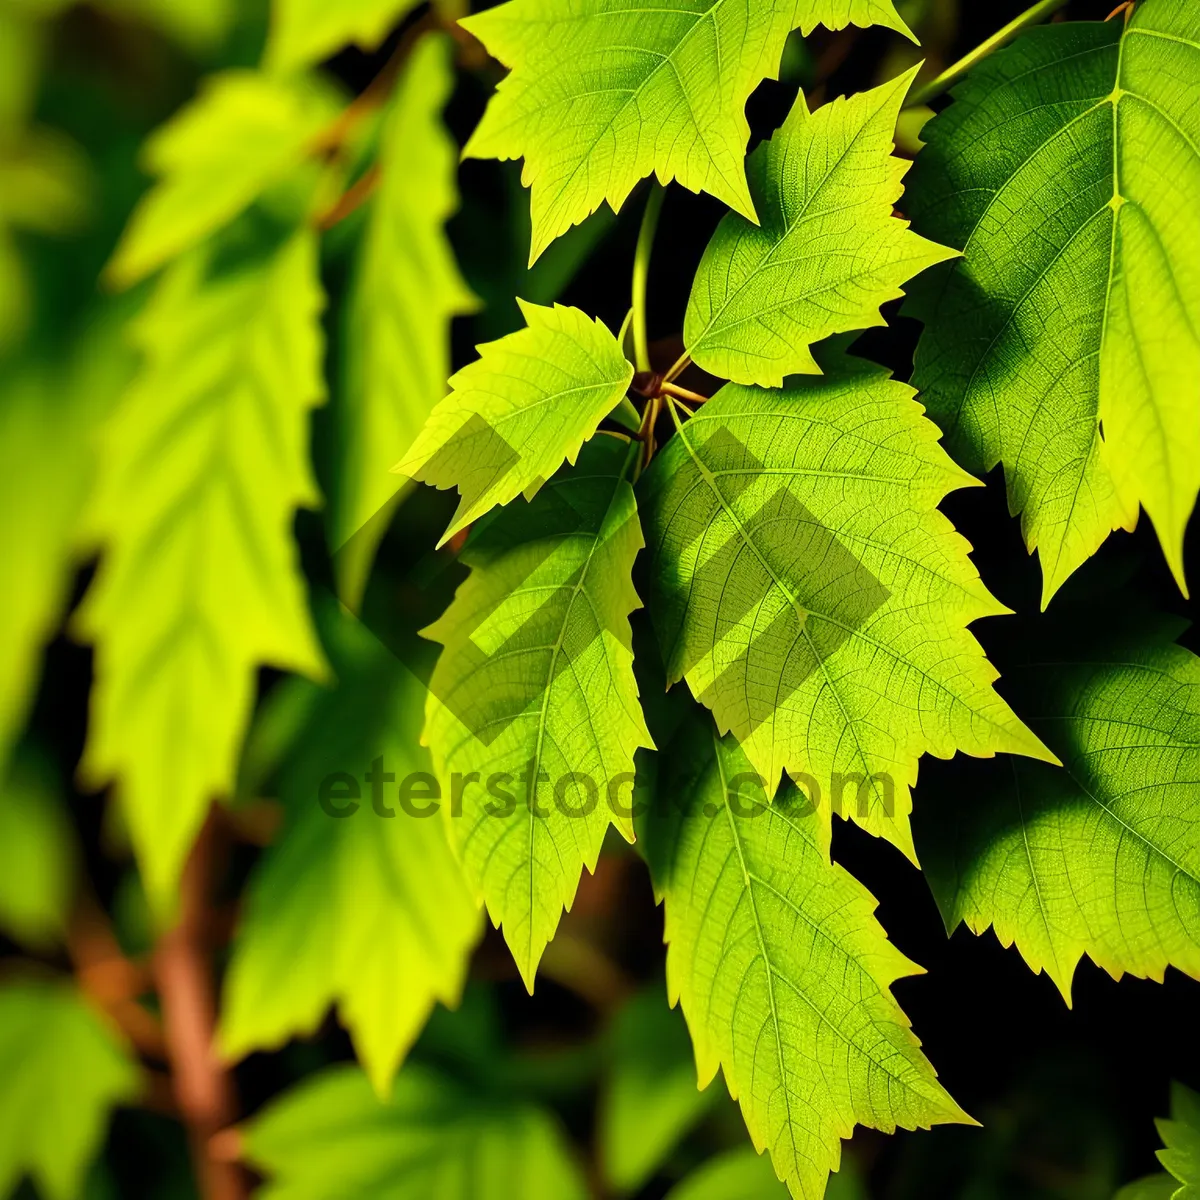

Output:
xmin=907 ymin=0 xmax=1200 ymax=604
xmin=685 ymin=66 xmax=954 ymax=387
xmin=639 ymin=353 xmax=1052 ymax=859
xmin=396 ymin=300 xmax=633 ymax=546
xmin=641 ymin=715 xmax=968 ymax=1200
xmin=267 ymin=0 xmax=422 ymax=73
xmin=918 ymin=631 xmax=1200 ymax=1003
xmin=462 ymin=0 xmax=916 ymax=262
xmin=421 ymin=438 xmax=652 ymax=988
xmin=106 ymin=71 xmax=338 ymax=287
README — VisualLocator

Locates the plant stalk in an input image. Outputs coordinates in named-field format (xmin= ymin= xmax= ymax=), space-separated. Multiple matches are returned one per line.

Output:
xmin=906 ymin=0 xmax=1073 ymax=109
xmin=632 ymin=183 xmax=665 ymax=374
xmin=154 ymin=812 xmax=247 ymax=1200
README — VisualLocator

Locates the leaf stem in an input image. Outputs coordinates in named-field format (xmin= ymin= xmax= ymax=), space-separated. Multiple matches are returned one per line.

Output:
xmin=660 ymin=379 xmax=708 ymax=405
xmin=905 ymin=0 xmax=1072 ymax=109
xmin=631 ymin=183 xmax=665 ymax=373
xmin=664 ymin=350 xmax=692 ymax=384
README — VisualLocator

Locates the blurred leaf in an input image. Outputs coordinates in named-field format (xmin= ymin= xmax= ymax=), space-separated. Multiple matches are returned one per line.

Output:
xmin=107 ymin=71 xmax=339 ymax=287
xmin=422 ymin=438 xmax=652 ymax=989
xmin=918 ymin=632 xmax=1200 ymax=1003
xmin=641 ymin=713 xmax=967 ymax=1200
xmin=1118 ymin=1178 xmax=1182 ymax=1200
xmin=665 ymin=1146 xmax=789 ymax=1200
xmin=1156 ymin=1084 xmax=1200 ymax=1199
xmin=78 ymin=229 xmax=329 ymax=911
xmin=600 ymin=985 xmax=715 ymax=1193
xmin=683 ymin=67 xmax=952 ymax=388
xmin=0 ymin=324 xmax=130 ymax=774
xmin=266 ymin=0 xmax=422 ymax=73
xmin=333 ymin=33 xmax=477 ymax=604
xmin=461 ymin=0 xmax=915 ymax=262
xmin=0 ymin=751 xmax=75 ymax=949
xmin=0 ymin=980 xmax=140 ymax=1200
xmin=0 ymin=6 xmax=46 ymax=133
xmin=98 ymin=0 xmax=237 ymax=52
xmin=243 ymin=1063 xmax=589 ymax=1199
xmin=220 ymin=611 xmax=481 ymax=1096
xmin=397 ymin=300 xmax=633 ymax=545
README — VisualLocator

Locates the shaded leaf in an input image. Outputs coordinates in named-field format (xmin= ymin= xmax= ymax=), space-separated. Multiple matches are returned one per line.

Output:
xmin=243 ymin=1063 xmax=589 ymax=1200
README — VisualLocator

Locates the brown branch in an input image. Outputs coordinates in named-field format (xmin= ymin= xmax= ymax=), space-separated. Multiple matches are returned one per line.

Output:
xmin=154 ymin=811 xmax=249 ymax=1200
xmin=317 ymin=164 xmax=381 ymax=230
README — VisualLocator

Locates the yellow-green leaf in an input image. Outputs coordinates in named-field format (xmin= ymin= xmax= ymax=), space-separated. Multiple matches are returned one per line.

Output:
xmin=266 ymin=0 xmax=423 ymax=73
xmin=79 ymin=229 xmax=328 ymax=911
xmin=463 ymin=0 xmax=916 ymax=263
xmin=106 ymin=71 xmax=338 ymax=288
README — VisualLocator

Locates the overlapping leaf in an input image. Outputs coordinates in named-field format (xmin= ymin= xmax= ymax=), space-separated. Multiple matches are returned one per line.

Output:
xmin=640 ymin=716 xmax=968 ymax=1200
xmin=220 ymin=612 xmax=480 ymax=1095
xmin=267 ymin=0 xmax=422 ymax=72
xmin=918 ymin=631 xmax=1200 ymax=1002
xmin=0 ymin=980 xmax=139 ymax=1200
xmin=640 ymin=354 xmax=1051 ymax=859
xmin=243 ymin=1064 xmax=588 ymax=1199
xmin=1119 ymin=1084 xmax=1200 ymax=1200
xmin=334 ymin=34 xmax=478 ymax=602
xmin=907 ymin=0 xmax=1200 ymax=605
xmin=396 ymin=300 xmax=633 ymax=545
xmin=79 ymin=230 xmax=328 ymax=910
xmin=462 ymin=0 xmax=915 ymax=262
xmin=684 ymin=66 xmax=953 ymax=387
xmin=422 ymin=438 xmax=652 ymax=988
xmin=107 ymin=71 xmax=338 ymax=287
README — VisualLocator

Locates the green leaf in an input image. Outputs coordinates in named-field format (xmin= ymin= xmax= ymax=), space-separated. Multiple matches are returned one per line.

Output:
xmin=462 ymin=0 xmax=916 ymax=263
xmin=243 ymin=1063 xmax=589 ymax=1200
xmin=1157 ymin=1084 xmax=1200 ymax=1199
xmin=397 ymin=300 xmax=633 ymax=546
xmin=665 ymin=1147 xmax=789 ymax=1200
xmin=907 ymin=1 xmax=1200 ymax=605
xmin=918 ymin=632 xmax=1200 ymax=1003
xmin=684 ymin=66 xmax=954 ymax=387
xmin=1117 ymin=1177 xmax=1182 ymax=1200
xmin=106 ymin=71 xmax=338 ymax=287
xmin=0 ymin=326 xmax=130 ymax=777
xmin=0 ymin=980 xmax=140 ymax=1200
xmin=640 ymin=715 xmax=968 ymax=1200
xmin=220 ymin=612 xmax=481 ymax=1096
xmin=78 ymin=230 xmax=329 ymax=911
xmin=333 ymin=33 xmax=478 ymax=602
xmin=421 ymin=438 xmax=653 ymax=988
xmin=639 ymin=354 xmax=1052 ymax=860
xmin=266 ymin=0 xmax=422 ymax=73
xmin=98 ymin=0 xmax=236 ymax=51
xmin=0 ymin=752 xmax=76 ymax=949
xmin=600 ymin=985 xmax=716 ymax=1192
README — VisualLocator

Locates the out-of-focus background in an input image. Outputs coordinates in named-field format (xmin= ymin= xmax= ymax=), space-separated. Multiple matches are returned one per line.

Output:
xmin=1 ymin=0 xmax=1197 ymax=1196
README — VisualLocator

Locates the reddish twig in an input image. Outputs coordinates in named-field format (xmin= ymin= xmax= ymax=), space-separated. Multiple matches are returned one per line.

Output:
xmin=154 ymin=812 xmax=248 ymax=1200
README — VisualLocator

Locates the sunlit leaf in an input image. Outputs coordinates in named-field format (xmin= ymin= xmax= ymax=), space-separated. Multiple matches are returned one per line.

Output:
xmin=267 ymin=0 xmax=423 ymax=73
xmin=641 ymin=715 xmax=968 ymax=1200
xmin=907 ymin=0 xmax=1200 ymax=604
xmin=684 ymin=66 xmax=953 ymax=387
xmin=463 ymin=0 xmax=915 ymax=262
xmin=422 ymin=438 xmax=652 ymax=988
